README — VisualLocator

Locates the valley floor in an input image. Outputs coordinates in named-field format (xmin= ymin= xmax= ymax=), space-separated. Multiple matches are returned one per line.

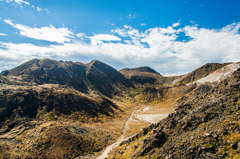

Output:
xmin=95 ymin=103 xmax=175 ymax=159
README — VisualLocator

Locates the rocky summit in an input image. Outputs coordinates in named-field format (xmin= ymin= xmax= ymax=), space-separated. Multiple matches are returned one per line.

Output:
xmin=0 ymin=59 xmax=239 ymax=159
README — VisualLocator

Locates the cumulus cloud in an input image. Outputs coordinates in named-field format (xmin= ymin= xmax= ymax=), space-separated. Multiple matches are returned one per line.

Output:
xmin=1 ymin=22 xmax=240 ymax=76
xmin=89 ymin=34 xmax=121 ymax=45
xmin=141 ymin=23 xmax=146 ymax=26
xmin=4 ymin=20 xmax=74 ymax=43
xmin=90 ymin=34 xmax=121 ymax=41
xmin=0 ymin=33 xmax=7 ymax=36
xmin=173 ymin=20 xmax=181 ymax=27
xmin=112 ymin=25 xmax=145 ymax=39
xmin=76 ymin=33 xmax=86 ymax=40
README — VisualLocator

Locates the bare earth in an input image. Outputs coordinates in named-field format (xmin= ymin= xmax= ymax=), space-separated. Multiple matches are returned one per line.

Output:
xmin=96 ymin=105 xmax=174 ymax=159
xmin=195 ymin=62 xmax=240 ymax=84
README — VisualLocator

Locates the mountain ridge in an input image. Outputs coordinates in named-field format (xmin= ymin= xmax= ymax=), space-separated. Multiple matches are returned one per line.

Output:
xmin=1 ymin=58 xmax=134 ymax=98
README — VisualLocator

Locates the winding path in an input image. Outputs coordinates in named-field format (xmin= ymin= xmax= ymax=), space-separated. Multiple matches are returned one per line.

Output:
xmin=96 ymin=105 xmax=172 ymax=159
xmin=96 ymin=108 xmax=139 ymax=159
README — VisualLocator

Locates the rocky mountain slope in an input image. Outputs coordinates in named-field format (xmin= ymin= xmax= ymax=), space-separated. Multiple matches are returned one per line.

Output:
xmin=171 ymin=63 xmax=231 ymax=86
xmin=0 ymin=84 xmax=119 ymax=126
xmin=120 ymin=67 xmax=162 ymax=85
xmin=0 ymin=58 xmax=239 ymax=159
xmin=195 ymin=62 xmax=240 ymax=84
xmin=1 ymin=58 xmax=134 ymax=98
xmin=120 ymin=63 xmax=229 ymax=88
xmin=108 ymin=67 xmax=240 ymax=159
xmin=0 ymin=83 xmax=122 ymax=158
xmin=129 ymin=63 xmax=233 ymax=103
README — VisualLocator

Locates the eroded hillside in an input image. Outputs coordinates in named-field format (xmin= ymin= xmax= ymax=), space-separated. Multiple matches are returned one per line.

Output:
xmin=108 ymin=68 xmax=240 ymax=159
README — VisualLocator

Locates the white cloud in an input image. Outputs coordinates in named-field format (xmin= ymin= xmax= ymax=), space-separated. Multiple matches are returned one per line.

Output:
xmin=1 ymin=22 xmax=240 ymax=76
xmin=141 ymin=23 xmax=146 ymax=26
xmin=127 ymin=14 xmax=135 ymax=19
xmin=105 ymin=21 xmax=114 ymax=26
xmin=76 ymin=33 xmax=86 ymax=40
xmin=0 ymin=33 xmax=7 ymax=36
xmin=4 ymin=20 xmax=74 ymax=43
xmin=173 ymin=20 xmax=181 ymax=27
xmin=6 ymin=0 xmax=29 ymax=5
xmin=35 ymin=6 xmax=49 ymax=13
xmin=220 ymin=22 xmax=240 ymax=33
xmin=90 ymin=34 xmax=121 ymax=41
xmin=14 ymin=0 xmax=29 ymax=5
xmin=5 ymin=0 xmax=29 ymax=8
xmin=190 ymin=21 xmax=195 ymax=24
xmin=36 ymin=7 xmax=42 ymax=12
xmin=76 ymin=33 xmax=85 ymax=37
xmin=89 ymin=34 xmax=121 ymax=45
xmin=111 ymin=28 xmax=128 ymax=37
xmin=112 ymin=25 xmax=145 ymax=39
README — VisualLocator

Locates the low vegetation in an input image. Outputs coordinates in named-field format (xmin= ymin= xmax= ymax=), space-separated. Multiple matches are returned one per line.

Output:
xmin=0 ymin=58 xmax=238 ymax=158
xmin=108 ymin=68 xmax=240 ymax=159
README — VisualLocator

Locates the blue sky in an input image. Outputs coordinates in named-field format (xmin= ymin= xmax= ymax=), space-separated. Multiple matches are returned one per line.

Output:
xmin=0 ymin=0 xmax=240 ymax=75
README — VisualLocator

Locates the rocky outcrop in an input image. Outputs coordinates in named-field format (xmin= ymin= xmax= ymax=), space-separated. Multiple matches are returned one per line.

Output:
xmin=108 ymin=68 xmax=240 ymax=159
xmin=172 ymin=63 xmax=230 ymax=86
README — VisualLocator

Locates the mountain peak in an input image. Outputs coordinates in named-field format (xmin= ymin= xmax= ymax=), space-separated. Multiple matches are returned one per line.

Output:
xmin=120 ymin=66 xmax=160 ymax=75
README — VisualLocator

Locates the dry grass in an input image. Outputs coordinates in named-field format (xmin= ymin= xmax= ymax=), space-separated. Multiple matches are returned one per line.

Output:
xmin=124 ymin=120 xmax=150 ymax=138
xmin=0 ymin=120 xmax=120 ymax=158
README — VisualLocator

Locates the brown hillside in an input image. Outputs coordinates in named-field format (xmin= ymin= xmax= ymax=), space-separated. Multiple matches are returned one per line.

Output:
xmin=108 ymin=68 xmax=240 ymax=159
xmin=1 ymin=58 xmax=134 ymax=98
xmin=172 ymin=63 xmax=231 ymax=86
xmin=86 ymin=60 xmax=134 ymax=97
xmin=120 ymin=67 xmax=162 ymax=85
xmin=0 ymin=84 xmax=120 ymax=158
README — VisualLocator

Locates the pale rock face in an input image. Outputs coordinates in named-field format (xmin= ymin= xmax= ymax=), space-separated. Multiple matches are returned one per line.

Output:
xmin=194 ymin=62 xmax=240 ymax=84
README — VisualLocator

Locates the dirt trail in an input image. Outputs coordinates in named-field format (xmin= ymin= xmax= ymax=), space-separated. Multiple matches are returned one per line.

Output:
xmin=95 ymin=108 xmax=138 ymax=159
xmin=96 ymin=105 xmax=172 ymax=159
